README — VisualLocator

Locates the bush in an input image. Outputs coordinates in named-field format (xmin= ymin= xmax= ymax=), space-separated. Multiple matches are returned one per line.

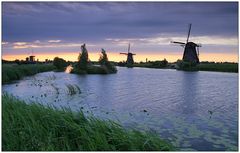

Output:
xmin=53 ymin=57 xmax=67 ymax=70
xmin=86 ymin=65 xmax=108 ymax=74
xmin=176 ymin=60 xmax=198 ymax=71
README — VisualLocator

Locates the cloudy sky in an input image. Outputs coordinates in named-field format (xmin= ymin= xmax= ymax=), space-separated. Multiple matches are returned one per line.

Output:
xmin=2 ymin=2 xmax=238 ymax=62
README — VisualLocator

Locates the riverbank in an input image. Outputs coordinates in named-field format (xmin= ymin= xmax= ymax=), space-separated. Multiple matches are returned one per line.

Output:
xmin=196 ymin=63 xmax=238 ymax=73
xmin=2 ymin=64 xmax=56 ymax=84
xmin=71 ymin=64 xmax=117 ymax=75
xmin=2 ymin=95 xmax=174 ymax=151
xmin=131 ymin=62 xmax=238 ymax=73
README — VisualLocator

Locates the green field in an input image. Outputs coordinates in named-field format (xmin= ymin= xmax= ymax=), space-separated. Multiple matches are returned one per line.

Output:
xmin=2 ymin=64 xmax=56 ymax=84
xmin=2 ymin=95 xmax=174 ymax=151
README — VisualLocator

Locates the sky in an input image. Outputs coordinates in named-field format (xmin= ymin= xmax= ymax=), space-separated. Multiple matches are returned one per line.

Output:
xmin=2 ymin=2 xmax=239 ymax=62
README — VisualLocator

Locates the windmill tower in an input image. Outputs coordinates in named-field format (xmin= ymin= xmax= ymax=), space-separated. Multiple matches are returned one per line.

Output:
xmin=171 ymin=24 xmax=201 ymax=63
xmin=120 ymin=43 xmax=136 ymax=67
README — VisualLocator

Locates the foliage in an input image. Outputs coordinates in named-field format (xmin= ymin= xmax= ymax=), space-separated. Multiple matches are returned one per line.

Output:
xmin=2 ymin=64 xmax=56 ymax=84
xmin=99 ymin=49 xmax=109 ymax=65
xmin=53 ymin=57 xmax=68 ymax=70
xmin=72 ymin=47 xmax=117 ymax=75
xmin=197 ymin=63 xmax=238 ymax=73
xmin=133 ymin=59 xmax=168 ymax=69
xmin=99 ymin=49 xmax=117 ymax=73
xmin=77 ymin=44 xmax=89 ymax=70
xmin=176 ymin=60 xmax=198 ymax=71
xmin=2 ymin=95 xmax=174 ymax=151
xmin=86 ymin=65 xmax=109 ymax=74
xmin=176 ymin=60 xmax=238 ymax=72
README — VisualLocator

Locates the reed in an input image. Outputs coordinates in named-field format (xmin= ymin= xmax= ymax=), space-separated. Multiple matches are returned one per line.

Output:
xmin=65 ymin=84 xmax=81 ymax=95
xmin=2 ymin=95 xmax=174 ymax=151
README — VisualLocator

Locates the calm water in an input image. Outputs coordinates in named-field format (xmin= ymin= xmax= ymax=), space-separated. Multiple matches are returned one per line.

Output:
xmin=3 ymin=67 xmax=238 ymax=151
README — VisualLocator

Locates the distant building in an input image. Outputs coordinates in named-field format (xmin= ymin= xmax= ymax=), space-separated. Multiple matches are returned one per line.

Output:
xmin=25 ymin=55 xmax=36 ymax=64
xmin=29 ymin=56 xmax=35 ymax=62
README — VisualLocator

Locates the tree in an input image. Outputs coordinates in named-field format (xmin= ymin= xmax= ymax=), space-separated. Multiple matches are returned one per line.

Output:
xmin=99 ymin=48 xmax=117 ymax=73
xmin=99 ymin=48 xmax=108 ymax=65
xmin=53 ymin=57 xmax=67 ymax=70
xmin=78 ymin=44 xmax=89 ymax=70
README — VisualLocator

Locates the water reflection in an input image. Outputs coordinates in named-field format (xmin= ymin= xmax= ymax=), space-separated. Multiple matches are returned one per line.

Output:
xmin=179 ymin=71 xmax=199 ymax=115
xmin=65 ymin=65 xmax=73 ymax=73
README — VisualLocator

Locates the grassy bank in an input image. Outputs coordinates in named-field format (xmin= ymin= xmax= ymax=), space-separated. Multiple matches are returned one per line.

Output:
xmin=197 ymin=63 xmax=238 ymax=73
xmin=71 ymin=64 xmax=117 ymax=75
xmin=2 ymin=95 xmax=174 ymax=151
xmin=129 ymin=60 xmax=169 ymax=69
xmin=131 ymin=60 xmax=238 ymax=73
xmin=2 ymin=64 xmax=56 ymax=84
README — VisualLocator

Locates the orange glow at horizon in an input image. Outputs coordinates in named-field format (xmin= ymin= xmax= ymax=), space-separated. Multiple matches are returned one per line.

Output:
xmin=2 ymin=52 xmax=238 ymax=63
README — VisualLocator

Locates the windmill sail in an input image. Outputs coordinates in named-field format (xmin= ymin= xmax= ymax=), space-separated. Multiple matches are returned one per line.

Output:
xmin=128 ymin=43 xmax=130 ymax=53
xmin=186 ymin=24 xmax=192 ymax=43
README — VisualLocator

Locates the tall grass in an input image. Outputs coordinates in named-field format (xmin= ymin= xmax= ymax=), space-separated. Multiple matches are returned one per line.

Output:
xmin=2 ymin=64 xmax=56 ymax=84
xmin=2 ymin=95 xmax=174 ymax=151
xmin=65 ymin=84 xmax=81 ymax=95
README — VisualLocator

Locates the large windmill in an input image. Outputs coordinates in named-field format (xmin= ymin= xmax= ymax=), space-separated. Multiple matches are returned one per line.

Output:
xmin=120 ymin=43 xmax=136 ymax=67
xmin=171 ymin=24 xmax=201 ymax=63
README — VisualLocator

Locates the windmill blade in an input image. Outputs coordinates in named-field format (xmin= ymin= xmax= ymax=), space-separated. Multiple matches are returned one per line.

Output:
xmin=186 ymin=23 xmax=192 ymax=43
xmin=171 ymin=41 xmax=186 ymax=45
xmin=120 ymin=53 xmax=128 ymax=55
xmin=180 ymin=44 xmax=185 ymax=48
xmin=128 ymin=43 xmax=130 ymax=53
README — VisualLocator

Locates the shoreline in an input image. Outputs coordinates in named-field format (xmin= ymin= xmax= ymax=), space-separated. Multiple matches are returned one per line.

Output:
xmin=130 ymin=62 xmax=238 ymax=73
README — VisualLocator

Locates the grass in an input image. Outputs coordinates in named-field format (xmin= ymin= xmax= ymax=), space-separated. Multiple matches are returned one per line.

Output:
xmin=2 ymin=95 xmax=174 ymax=151
xmin=2 ymin=64 xmax=56 ymax=84
xmin=133 ymin=60 xmax=169 ymax=69
xmin=197 ymin=63 xmax=238 ymax=73
xmin=71 ymin=65 xmax=117 ymax=75
xmin=176 ymin=60 xmax=238 ymax=73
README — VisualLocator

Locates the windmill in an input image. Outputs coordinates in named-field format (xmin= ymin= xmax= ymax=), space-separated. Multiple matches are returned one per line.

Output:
xmin=120 ymin=43 xmax=136 ymax=67
xmin=171 ymin=24 xmax=201 ymax=63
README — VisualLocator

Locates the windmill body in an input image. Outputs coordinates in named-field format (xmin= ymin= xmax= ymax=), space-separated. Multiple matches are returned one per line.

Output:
xmin=171 ymin=24 xmax=201 ymax=64
xmin=183 ymin=42 xmax=199 ymax=63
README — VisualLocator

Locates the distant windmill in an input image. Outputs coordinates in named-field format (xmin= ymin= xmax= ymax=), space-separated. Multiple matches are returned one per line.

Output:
xmin=120 ymin=43 xmax=136 ymax=67
xmin=171 ymin=24 xmax=201 ymax=63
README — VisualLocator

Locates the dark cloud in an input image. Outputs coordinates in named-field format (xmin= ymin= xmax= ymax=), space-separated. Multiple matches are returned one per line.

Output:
xmin=2 ymin=2 xmax=238 ymax=42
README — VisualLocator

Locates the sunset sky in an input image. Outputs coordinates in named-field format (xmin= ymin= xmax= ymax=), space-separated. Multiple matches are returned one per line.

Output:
xmin=2 ymin=2 xmax=238 ymax=62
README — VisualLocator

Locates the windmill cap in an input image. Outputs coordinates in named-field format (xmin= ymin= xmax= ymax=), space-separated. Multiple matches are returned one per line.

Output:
xmin=186 ymin=42 xmax=201 ymax=47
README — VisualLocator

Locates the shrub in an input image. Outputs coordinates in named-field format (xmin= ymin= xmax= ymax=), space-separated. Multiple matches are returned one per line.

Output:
xmin=53 ymin=57 xmax=67 ymax=70
xmin=176 ymin=60 xmax=198 ymax=71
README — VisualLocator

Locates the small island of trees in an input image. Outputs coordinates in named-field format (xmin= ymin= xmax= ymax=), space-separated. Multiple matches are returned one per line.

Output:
xmin=71 ymin=44 xmax=117 ymax=74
